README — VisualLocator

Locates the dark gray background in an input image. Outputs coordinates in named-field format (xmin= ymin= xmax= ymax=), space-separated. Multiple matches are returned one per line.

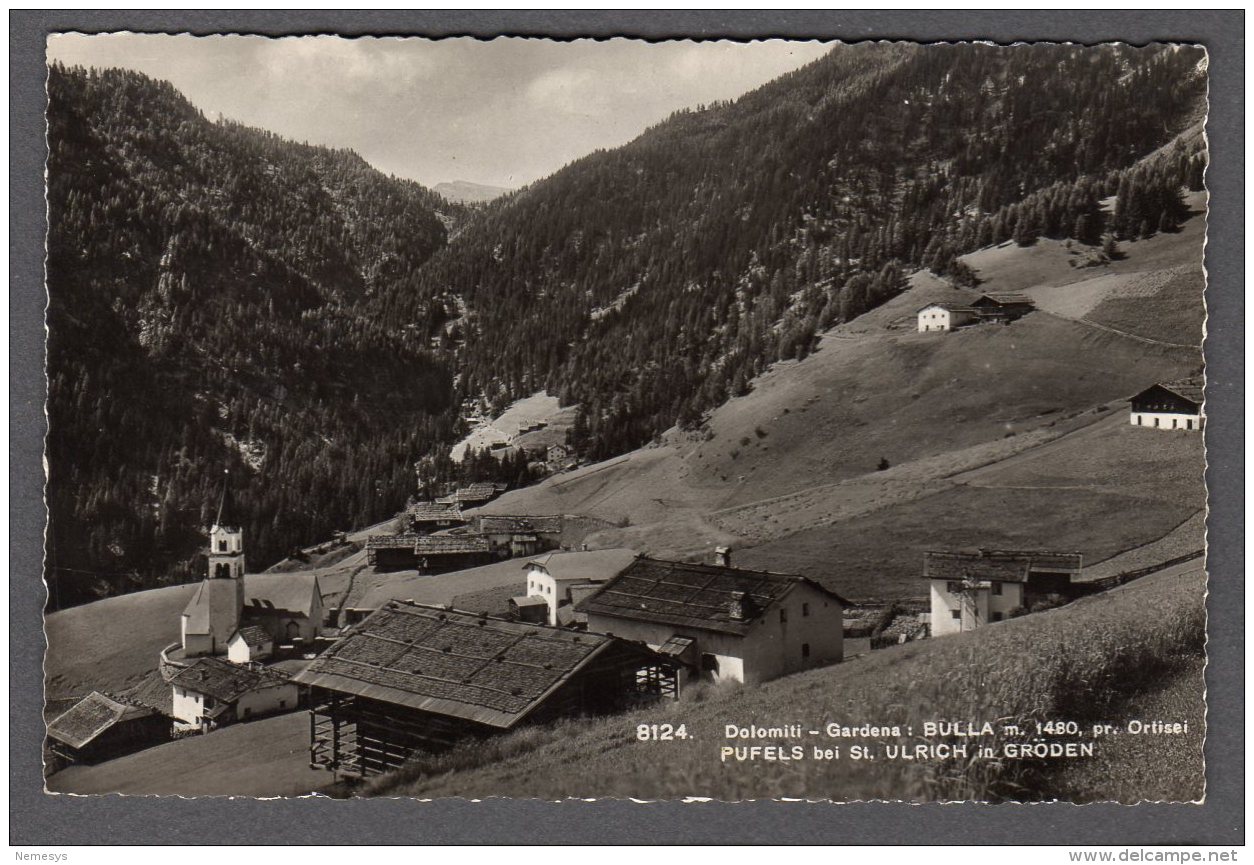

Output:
xmin=10 ymin=10 xmax=1245 ymax=846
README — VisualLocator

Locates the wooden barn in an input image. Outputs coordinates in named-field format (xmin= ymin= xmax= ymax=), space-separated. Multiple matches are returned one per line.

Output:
xmin=925 ymin=549 xmax=1084 ymax=637
xmin=365 ymin=533 xmax=495 ymax=572
xmin=468 ymin=514 xmax=566 ymax=557
xmin=405 ymin=501 xmax=468 ymax=534
xmin=577 ymin=552 xmax=850 ymax=686
xmin=971 ymin=292 xmax=1035 ymax=322
xmin=46 ymin=692 xmax=170 ymax=766
xmin=1130 ymin=379 xmax=1205 ymax=431
xmin=293 ymin=601 xmax=677 ymax=776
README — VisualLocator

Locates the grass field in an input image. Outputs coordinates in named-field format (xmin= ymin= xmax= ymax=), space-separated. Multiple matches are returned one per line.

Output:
xmin=46 ymin=711 xmax=330 ymax=797
xmin=364 ymin=566 xmax=1206 ymax=802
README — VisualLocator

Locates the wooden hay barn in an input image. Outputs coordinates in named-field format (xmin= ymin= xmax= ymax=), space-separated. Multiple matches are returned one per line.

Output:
xmin=46 ymin=691 xmax=170 ymax=766
xmin=365 ymin=534 xmax=495 ymax=572
xmin=293 ymin=600 xmax=679 ymax=776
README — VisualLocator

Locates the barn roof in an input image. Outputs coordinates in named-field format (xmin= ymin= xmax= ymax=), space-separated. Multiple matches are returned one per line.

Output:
xmin=292 ymin=601 xmax=646 ymax=729
xmin=245 ymin=572 xmax=321 ymax=618
xmin=1136 ymin=378 xmax=1204 ymax=406
xmin=917 ymin=302 xmax=978 ymax=313
xmin=576 ymin=557 xmax=850 ymax=636
xmin=975 ymin=292 xmax=1034 ymax=306
xmin=511 ymin=595 xmax=548 ymax=608
xmin=407 ymin=501 xmax=467 ymax=522
xmin=453 ymin=483 xmax=499 ymax=503
xmin=47 ymin=692 xmax=160 ymax=750
xmin=169 ymin=657 xmax=292 ymax=703
xmin=367 ymin=534 xmax=491 ymax=555
xmin=526 ymin=548 xmax=639 ymax=583
xmin=474 ymin=514 xmax=565 ymax=535
xmin=923 ymin=550 xmax=1084 ymax=583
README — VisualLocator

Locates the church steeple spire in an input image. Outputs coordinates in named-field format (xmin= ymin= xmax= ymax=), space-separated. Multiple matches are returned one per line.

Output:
xmin=213 ymin=471 xmax=239 ymax=531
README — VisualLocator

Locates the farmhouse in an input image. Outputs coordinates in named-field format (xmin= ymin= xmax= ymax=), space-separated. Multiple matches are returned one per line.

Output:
xmin=917 ymin=302 xmax=979 ymax=332
xmin=522 ymin=547 xmax=639 ymax=627
xmin=924 ymin=549 xmax=1084 ymax=637
xmin=1129 ymin=379 xmax=1205 ymax=431
xmin=46 ymin=691 xmax=170 ymax=766
xmin=405 ymin=500 xmax=468 ymax=533
xmin=546 ymin=443 xmax=574 ymax=472
xmin=366 ymin=533 xmax=495 ymax=572
xmin=469 ymin=514 xmax=565 ymax=557
xmin=293 ymin=601 xmax=676 ymax=775
xmin=971 ymin=292 xmax=1035 ymax=322
xmin=577 ymin=552 xmax=850 ymax=685
xmin=168 ymin=656 xmax=299 ymax=731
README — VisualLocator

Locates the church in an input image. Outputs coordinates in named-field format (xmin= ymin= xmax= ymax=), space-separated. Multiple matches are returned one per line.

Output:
xmin=180 ymin=479 xmax=323 ymax=659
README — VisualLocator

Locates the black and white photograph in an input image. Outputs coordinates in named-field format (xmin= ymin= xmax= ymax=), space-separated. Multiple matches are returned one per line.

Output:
xmin=35 ymin=28 xmax=1219 ymax=810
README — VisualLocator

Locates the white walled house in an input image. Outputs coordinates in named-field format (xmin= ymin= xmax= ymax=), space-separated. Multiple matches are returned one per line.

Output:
xmin=925 ymin=550 xmax=1083 ymax=637
xmin=169 ymin=656 xmax=298 ymax=731
xmin=226 ymin=625 xmax=274 ymax=664
xmin=578 ymin=555 xmax=849 ymax=686
xmin=1129 ymin=379 xmax=1204 ymax=431
xmin=917 ymin=303 xmax=979 ymax=332
xmin=523 ymin=548 xmax=638 ymax=627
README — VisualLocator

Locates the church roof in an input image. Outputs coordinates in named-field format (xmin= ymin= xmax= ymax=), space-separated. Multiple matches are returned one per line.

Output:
xmin=245 ymin=572 xmax=322 ymax=619
xmin=181 ymin=578 xmax=239 ymax=636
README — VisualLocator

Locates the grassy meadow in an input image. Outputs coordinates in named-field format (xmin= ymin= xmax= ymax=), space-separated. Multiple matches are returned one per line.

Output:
xmin=364 ymin=567 xmax=1205 ymax=803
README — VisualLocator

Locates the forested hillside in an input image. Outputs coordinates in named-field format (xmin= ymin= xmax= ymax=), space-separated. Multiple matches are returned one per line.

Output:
xmin=45 ymin=65 xmax=469 ymax=607
xmin=405 ymin=42 xmax=1206 ymax=459
xmin=45 ymin=43 xmax=1206 ymax=608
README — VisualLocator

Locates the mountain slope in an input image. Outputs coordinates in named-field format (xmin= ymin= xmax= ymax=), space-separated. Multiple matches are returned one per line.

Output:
xmin=45 ymin=65 xmax=468 ymax=606
xmin=409 ymin=42 xmax=1206 ymax=460
xmin=480 ymin=204 xmax=1206 ymax=598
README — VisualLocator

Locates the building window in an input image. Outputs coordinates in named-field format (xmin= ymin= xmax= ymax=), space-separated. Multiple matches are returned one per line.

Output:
xmin=701 ymin=653 xmax=719 ymax=673
xmin=780 ymin=608 xmax=788 ymax=624
xmin=991 ymin=612 xmax=1003 ymax=622
xmin=802 ymin=643 xmax=811 ymax=659
xmin=218 ymin=540 xmax=227 ymax=552
xmin=951 ymin=610 xmax=961 ymax=620
xmin=991 ymin=583 xmax=1002 ymax=596
xmin=802 ymin=603 xmax=810 ymax=617
xmin=279 ymin=700 xmax=286 ymax=709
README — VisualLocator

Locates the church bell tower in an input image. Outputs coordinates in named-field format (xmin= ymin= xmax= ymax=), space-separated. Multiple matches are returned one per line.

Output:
xmin=209 ymin=476 xmax=246 ymax=580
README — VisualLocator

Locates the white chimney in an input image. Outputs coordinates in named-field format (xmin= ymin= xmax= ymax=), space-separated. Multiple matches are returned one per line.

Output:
xmin=714 ymin=546 xmax=731 ymax=567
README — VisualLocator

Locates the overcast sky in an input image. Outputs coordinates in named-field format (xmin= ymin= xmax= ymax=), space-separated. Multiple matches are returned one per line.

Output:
xmin=47 ymin=34 xmax=833 ymax=190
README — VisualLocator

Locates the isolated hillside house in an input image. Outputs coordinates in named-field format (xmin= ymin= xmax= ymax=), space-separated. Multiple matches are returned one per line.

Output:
xmin=226 ymin=625 xmax=274 ymax=664
xmin=925 ymin=549 xmax=1084 ymax=637
xmin=468 ymin=514 xmax=566 ymax=557
xmin=522 ymin=548 xmax=639 ymax=627
xmin=366 ymin=533 xmax=495 ymax=572
xmin=405 ymin=500 xmax=468 ymax=534
xmin=293 ymin=601 xmax=676 ymax=776
xmin=546 ymin=443 xmax=574 ymax=471
xmin=971 ymin=292 xmax=1035 ymax=322
xmin=1130 ymin=379 xmax=1205 ymax=431
xmin=168 ymin=657 xmax=298 ymax=731
xmin=577 ymin=552 xmax=850 ymax=685
xmin=46 ymin=692 xmax=170 ymax=766
xmin=917 ymin=302 xmax=979 ymax=332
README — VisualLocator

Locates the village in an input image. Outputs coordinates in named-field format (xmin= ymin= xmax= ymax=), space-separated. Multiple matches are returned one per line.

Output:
xmin=45 ymin=365 xmax=1205 ymax=781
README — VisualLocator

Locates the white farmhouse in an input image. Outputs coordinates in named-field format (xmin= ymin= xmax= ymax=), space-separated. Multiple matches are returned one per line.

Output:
xmin=925 ymin=549 xmax=1083 ymax=637
xmin=1129 ymin=379 xmax=1204 ymax=431
xmin=578 ymin=552 xmax=849 ymax=686
xmin=522 ymin=548 xmax=638 ymax=627
xmin=917 ymin=302 xmax=979 ymax=332
xmin=168 ymin=656 xmax=298 ymax=731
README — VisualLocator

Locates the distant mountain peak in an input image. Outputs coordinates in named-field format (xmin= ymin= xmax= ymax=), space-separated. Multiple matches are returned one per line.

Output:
xmin=435 ymin=180 xmax=512 ymax=204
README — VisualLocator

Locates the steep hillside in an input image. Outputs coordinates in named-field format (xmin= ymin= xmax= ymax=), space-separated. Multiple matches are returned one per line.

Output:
xmin=365 ymin=566 xmax=1205 ymax=803
xmin=45 ymin=66 xmax=468 ymax=606
xmin=482 ymin=206 xmax=1206 ymax=598
xmin=410 ymin=42 xmax=1206 ymax=462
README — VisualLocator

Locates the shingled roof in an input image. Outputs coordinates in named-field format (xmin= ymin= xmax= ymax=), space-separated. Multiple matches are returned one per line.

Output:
xmin=526 ymin=548 xmax=639 ymax=583
xmin=975 ymin=292 xmax=1034 ymax=306
xmin=923 ymin=550 xmax=1084 ymax=583
xmin=293 ymin=601 xmax=646 ymax=729
xmin=1156 ymin=378 xmax=1205 ymax=406
xmin=473 ymin=514 xmax=565 ymax=535
xmin=407 ymin=501 xmax=467 ymax=522
xmin=576 ymin=557 xmax=851 ymax=636
xmin=47 ymin=692 xmax=160 ymax=750
xmin=168 ymin=657 xmax=292 ymax=703
xmin=366 ymin=534 xmax=491 ymax=555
